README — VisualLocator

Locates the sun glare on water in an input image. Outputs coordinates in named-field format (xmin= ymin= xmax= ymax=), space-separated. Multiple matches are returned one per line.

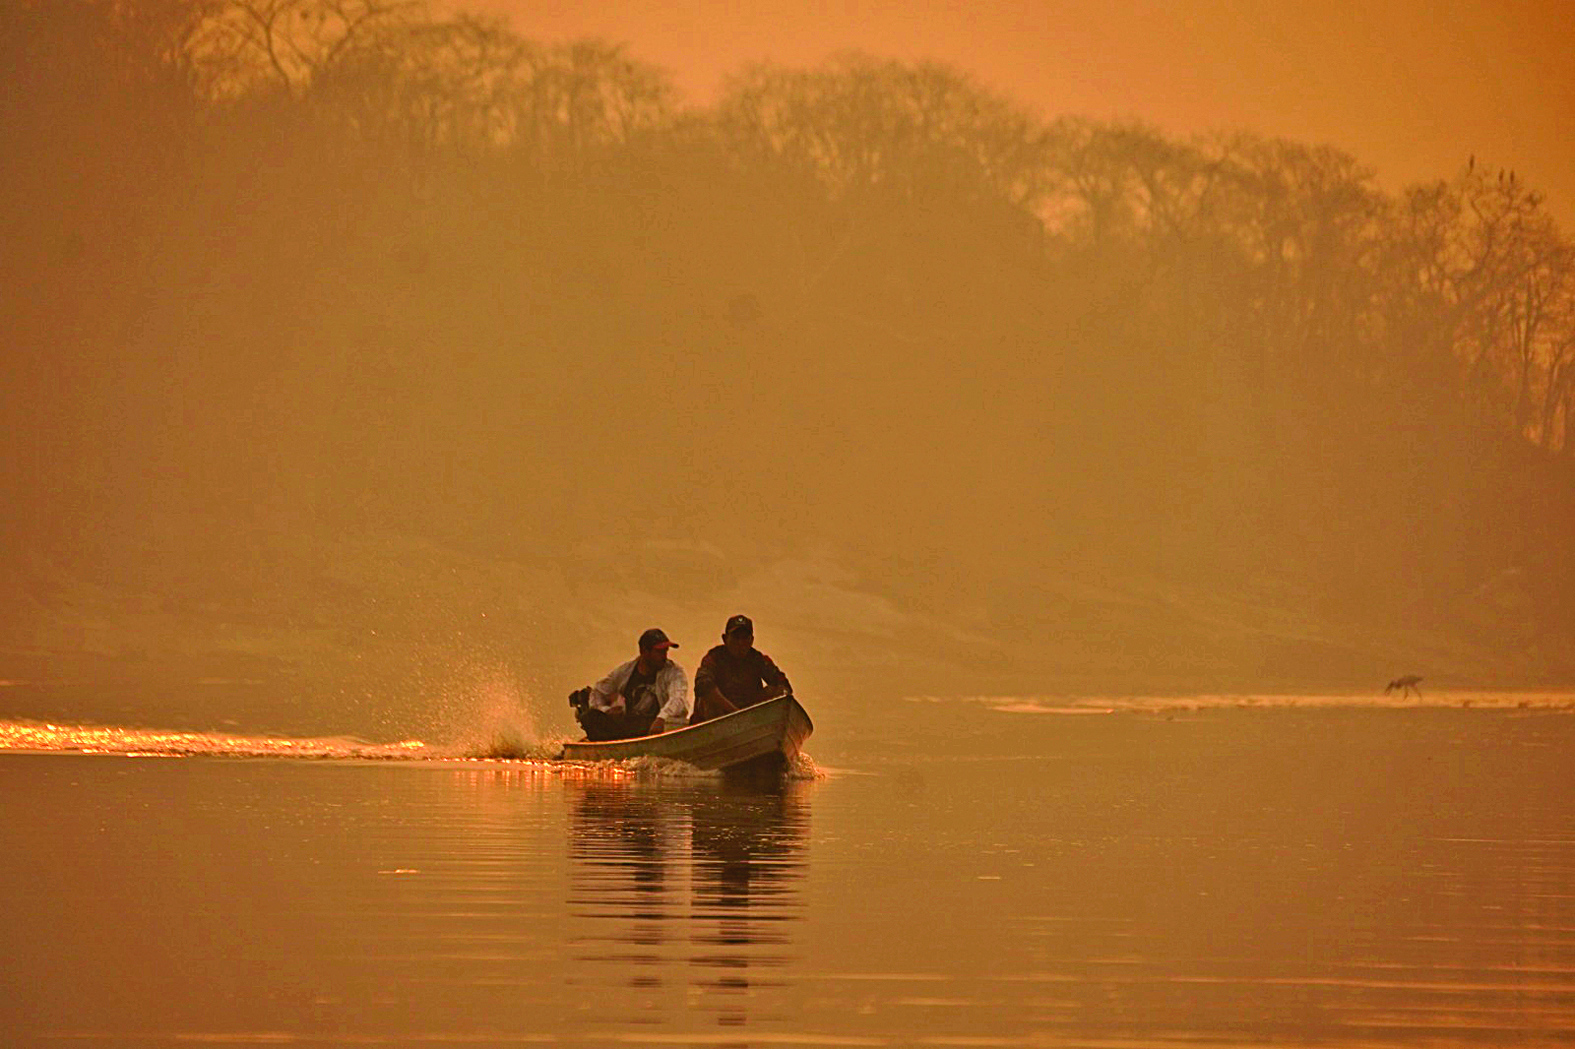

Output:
xmin=0 ymin=719 xmax=661 ymax=781
xmin=0 ymin=720 xmax=431 ymax=759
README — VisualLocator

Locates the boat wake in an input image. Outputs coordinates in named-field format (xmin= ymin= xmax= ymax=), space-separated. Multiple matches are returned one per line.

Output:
xmin=0 ymin=719 xmax=433 ymax=759
xmin=466 ymin=728 xmax=569 ymax=762
xmin=595 ymin=752 xmax=823 ymax=781
xmin=0 ymin=719 xmax=823 ymax=780
xmin=0 ymin=717 xmax=585 ymax=762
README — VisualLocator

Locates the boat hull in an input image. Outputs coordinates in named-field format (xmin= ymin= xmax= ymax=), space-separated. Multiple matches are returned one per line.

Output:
xmin=560 ymin=695 xmax=813 ymax=771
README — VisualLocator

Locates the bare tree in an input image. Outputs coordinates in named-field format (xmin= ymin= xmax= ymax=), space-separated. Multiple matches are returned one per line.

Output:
xmin=191 ymin=0 xmax=422 ymax=99
xmin=511 ymin=39 xmax=676 ymax=168
xmin=717 ymin=55 xmax=1051 ymax=209
xmin=1533 ymin=280 xmax=1575 ymax=450
xmin=311 ymin=14 xmax=530 ymax=153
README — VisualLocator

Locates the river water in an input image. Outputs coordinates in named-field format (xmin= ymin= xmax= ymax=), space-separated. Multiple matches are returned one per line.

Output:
xmin=3 ymin=699 xmax=1574 ymax=1046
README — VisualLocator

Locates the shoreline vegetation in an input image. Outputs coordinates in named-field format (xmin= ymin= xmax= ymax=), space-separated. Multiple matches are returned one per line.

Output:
xmin=4 ymin=2 xmax=1575 ymax=734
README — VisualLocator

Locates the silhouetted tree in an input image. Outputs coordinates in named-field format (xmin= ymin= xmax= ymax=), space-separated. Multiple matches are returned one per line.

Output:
xmin=190 ymin=0 xmax=420 ymax=99
xmin=718 ymin=55 xmax=1050 ymax=207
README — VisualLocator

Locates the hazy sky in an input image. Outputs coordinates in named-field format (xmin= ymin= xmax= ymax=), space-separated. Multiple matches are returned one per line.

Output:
xmin=462 ymin=0 xmax=1575 ymax=224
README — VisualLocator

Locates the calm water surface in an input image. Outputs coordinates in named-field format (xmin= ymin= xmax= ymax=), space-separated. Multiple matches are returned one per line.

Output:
xmin=3 ymin=703 xmax=1574 ymax=1047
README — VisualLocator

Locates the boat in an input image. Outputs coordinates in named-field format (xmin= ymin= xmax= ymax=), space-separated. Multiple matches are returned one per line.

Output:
xmin=559 ymin=694 xmax=813 ymax=774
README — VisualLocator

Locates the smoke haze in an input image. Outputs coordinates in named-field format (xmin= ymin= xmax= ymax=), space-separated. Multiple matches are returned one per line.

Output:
xmin=3 ymin=1 xmax=1573 ymax=738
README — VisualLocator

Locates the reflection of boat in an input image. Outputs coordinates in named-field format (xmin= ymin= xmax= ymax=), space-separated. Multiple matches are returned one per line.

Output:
xmin=565 ymin=781 xmax=810 ymax=1028
xmin=559 ymin=695 xmax=813 ymax=773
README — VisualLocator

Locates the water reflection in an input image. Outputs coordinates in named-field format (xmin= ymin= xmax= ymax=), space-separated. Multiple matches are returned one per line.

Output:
xmin=566 ymin=780 xmax=809 ymax=1032
xmin=8 ymin=710 xmax=1574 ymax=1047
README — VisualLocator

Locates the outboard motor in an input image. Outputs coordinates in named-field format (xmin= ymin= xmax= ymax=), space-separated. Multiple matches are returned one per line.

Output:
xmin=567 ymin=687 xmax=593 ymax=729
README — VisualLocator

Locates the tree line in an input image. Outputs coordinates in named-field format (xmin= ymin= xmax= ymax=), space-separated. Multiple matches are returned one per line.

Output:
xmin=5 ymin=0 xmax=1574 ymax=645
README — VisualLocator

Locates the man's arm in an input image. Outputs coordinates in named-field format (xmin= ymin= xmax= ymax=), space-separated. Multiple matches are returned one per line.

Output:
xmin=590 ymin=660 xmax=632 ymax=710
xmin=651 ymin=663 xmax=691 ymax=733
xmin=759 ymin=652 xmax=792 ymax=699
xmin=694 ymin=649 xmax=720 ymax=700
xmin=694 ymin=649 xmax=739 ymax=714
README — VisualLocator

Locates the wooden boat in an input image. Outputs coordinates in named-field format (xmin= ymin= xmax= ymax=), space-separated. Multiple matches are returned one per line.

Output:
xmin=559 ymin=695 xmax=813 ymax=773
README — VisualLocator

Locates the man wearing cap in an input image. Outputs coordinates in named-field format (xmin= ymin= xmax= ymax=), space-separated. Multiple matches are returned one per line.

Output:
xmin=571 ymin=628 xmax=691 ymax=741
xmin=691 ymin=615 xmax=793 ymax=725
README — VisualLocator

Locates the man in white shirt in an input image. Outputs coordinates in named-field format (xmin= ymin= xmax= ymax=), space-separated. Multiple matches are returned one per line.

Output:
xmin=570 ymin=628 xmax=691 ymax=741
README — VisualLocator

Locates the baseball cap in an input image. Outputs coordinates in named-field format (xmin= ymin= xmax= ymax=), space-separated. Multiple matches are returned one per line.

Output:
xmin=638 ymin=627 xmax=678 ymax=650
xmin=723 ymin=614 xmax=753 ymax=638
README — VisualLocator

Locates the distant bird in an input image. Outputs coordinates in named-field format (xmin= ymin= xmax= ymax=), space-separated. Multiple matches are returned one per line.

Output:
xmin=1385 ymin=675 xmax=1423 ymax=698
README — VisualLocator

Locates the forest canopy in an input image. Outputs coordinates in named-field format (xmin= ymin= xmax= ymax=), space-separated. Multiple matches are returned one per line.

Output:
xmin=4 ymin=0 xmax=1574 ymax=700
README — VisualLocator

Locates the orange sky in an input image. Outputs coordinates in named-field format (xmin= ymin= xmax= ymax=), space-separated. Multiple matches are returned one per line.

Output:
xmin=460 ymin=0 xmax=1575 ymax=224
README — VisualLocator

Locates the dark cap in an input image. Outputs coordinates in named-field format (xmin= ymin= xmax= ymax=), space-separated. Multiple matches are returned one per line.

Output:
xmin=723 ymin=614 xmax=753 ymax=638
xmin=638 ymin=627 xmax=678 ymax=650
